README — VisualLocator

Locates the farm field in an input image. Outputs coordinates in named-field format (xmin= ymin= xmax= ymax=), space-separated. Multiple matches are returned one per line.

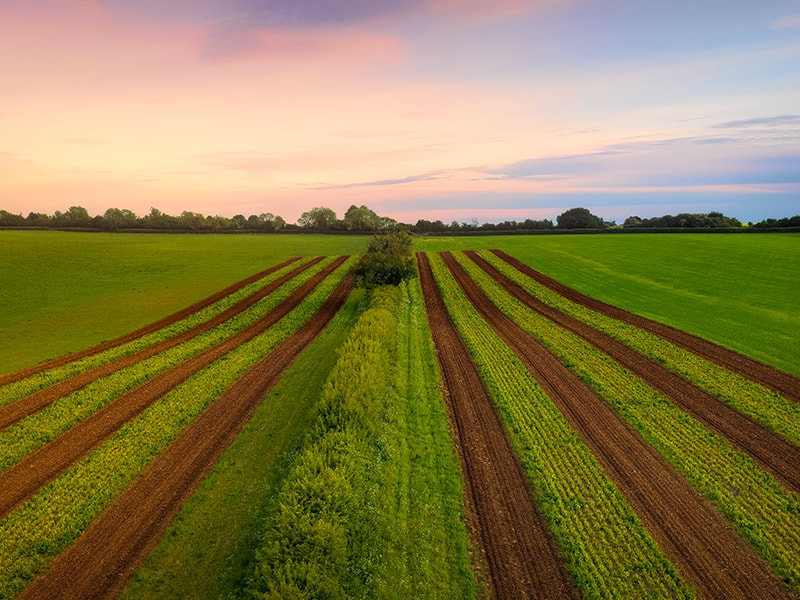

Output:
xmin=1 ymin=230 xmax=798 ymax=598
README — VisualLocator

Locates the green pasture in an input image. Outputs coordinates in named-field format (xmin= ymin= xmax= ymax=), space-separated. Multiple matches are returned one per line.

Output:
xmin=417 ymin=233 xmax=800 ymax=376
xmin=0 ymin=231 xmax=368 ymax=374
xmin=1 ymin=230 xmax=797 ymax=376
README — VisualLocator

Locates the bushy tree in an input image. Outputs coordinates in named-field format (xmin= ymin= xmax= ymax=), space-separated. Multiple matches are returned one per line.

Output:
xmin=351 ymin=231 xmax=415 ymax=288
xmin=298 ymin=206 xmax=338 ymax=230
xmin=556 ymin=207 xmax=606 ymax=229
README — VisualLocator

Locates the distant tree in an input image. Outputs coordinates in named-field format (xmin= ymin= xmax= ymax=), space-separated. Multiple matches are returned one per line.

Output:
xmin=351 ymin=231 xmax=416 ymax=288
xmin=0 ymin=210 xmax=25 ymax=227
xmin=298 ymin=206 xmax=338 ymax=231
xmin=343 ymin=204 xmax=380 ymax=231
xmin=556 ymin=207 xmax=606 ymax=229
xmin=102 ymin=207 xmax=138 ymax=230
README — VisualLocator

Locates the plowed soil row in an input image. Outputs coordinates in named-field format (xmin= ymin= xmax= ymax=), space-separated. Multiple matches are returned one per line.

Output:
xmin=490 ymin=249 xmax=800 ymax=403
xmin=0 ymin=257 xmax=302 ymax=387
xmin=417 ymin=253 xmax=576 ymax=600
xmin=0 ymin=256 xmax=348 ymax=519
xmin=18 ymin=274 xmax=355 ymax=600
xmin=441 ymin=252 xmax=794 ymax=600
xmin=465 ymin=251 xmax=800 ymax=494
xmin=0 ymin=257 xmax=325 ymax=432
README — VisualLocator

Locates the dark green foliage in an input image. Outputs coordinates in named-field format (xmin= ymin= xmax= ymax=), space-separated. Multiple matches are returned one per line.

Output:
xmin=556 ymin=207 xmax=607 ymax=229
xmin=351 ymin=231 xmax=416 ymax=288
xmin=624 ymin=211 xmax=742 ymax=228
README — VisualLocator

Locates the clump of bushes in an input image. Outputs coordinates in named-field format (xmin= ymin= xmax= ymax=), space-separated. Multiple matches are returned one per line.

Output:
xmin=249 ymin=288 xmax=400 ymax=599
xmin=351 ymin=232 xmax=415 ymax=288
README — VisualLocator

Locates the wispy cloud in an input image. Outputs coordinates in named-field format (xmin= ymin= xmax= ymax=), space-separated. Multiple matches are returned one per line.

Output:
xmin=310 ymin=169 xmax=454 ymax=190
xmin=713 ymin=115 xmax=800 ymax=128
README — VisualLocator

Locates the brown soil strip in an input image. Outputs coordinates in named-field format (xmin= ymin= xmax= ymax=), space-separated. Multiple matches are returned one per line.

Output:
xmin=417 ymin=252 xmax=577 ymax=600
xmin=17 ymin=275 xmax=355 ymax=600
xmin=0 ymin=257 xmax=302 ymax=386
xmin=466 ymin=251 xmax=800 ymax=494
xmin=442 ymin=252 xmax=795 ymax=600
xmin=0 ymin=257 xmax=348 ymax=519
xmin=0 ymin=257 xmax=325 ymax=432
xmin=490 ymin=249 xmax=800 ymax=403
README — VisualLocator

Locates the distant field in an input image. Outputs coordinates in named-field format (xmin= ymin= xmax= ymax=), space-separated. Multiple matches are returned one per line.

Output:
xmin=417 ymin=233 xmax=800 ymax=376
xmin=1 ymin=230 xmax=797 ymax=376
xmin=0 ymin=231 xmax=368 ymax=374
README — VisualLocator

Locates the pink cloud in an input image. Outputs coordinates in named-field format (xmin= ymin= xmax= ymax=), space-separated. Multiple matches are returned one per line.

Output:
xmin=200 ymin=24 xmax=406 ymax=65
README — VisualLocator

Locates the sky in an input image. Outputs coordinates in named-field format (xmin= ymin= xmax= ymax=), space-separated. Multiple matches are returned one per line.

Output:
xmin=1 ymin=0 xmax=799 ymax=225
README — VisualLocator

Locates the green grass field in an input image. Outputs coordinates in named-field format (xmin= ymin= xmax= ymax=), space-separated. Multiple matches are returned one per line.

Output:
xmin=417 ymin=233 xmax=800 ymax=376
xmin=0 ymin=231 xmax=368 ymax=374
xmin=2 ymin=231 xmax=797 ymax=376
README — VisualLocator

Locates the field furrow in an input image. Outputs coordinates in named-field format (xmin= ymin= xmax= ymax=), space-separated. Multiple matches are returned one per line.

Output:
xmin=465 ymin=250 xmax=800 ymax=494
xmin=417 ymin=252 xmax=577 ymax=600
xmin=16 ymin=274 xmax=355 ymax=600
xmin=0 ymin=257 xmax=302 ymax=387
xmin=0 ymin=257 xmax=348 ymax=519
xmin=442 ymin=251 xmax=795 ymax=599
xmin=0 ymin=257 xmax=323 ymax=430
xmin=489 ymin=249 xmax=800 ymax=403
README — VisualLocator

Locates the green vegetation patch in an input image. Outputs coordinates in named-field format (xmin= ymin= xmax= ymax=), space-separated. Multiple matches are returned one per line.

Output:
xmin=249 ymin=281 xmax=476 ymax=599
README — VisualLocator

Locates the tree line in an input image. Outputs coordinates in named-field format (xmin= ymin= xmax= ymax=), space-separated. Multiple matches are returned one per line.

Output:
xmin=1 ymin=204 xmax=797 ymax=233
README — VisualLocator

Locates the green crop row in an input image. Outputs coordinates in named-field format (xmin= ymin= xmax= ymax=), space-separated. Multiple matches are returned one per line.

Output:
xmin=0 ymin=257 xmax=314 ymax=407
xmin=0 ymin=257 xmax=337 ymax=471
xmin=0 ymin=258 xmax=355 ymax=600
xmin=249 ymin=280 xmax=477 ymax=599
xmin=456 ymin=251 xmax=800 ymax=593
xmin=426 ymin=253 xmax=692 ymax=599
xmin=477 ymin=250 xmax=800 ymax=447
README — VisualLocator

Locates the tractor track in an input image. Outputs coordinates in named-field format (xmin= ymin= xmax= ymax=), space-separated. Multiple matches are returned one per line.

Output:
xmin=490 ymin=249 xmax=800 ymax=403
xmin=465 ymin=251 xmax=800 ymax=494
xmin=17 ymin=274 xmax=355 ymax=600
xmin=0 ymin=257 xmax=302 ymax=386
xmin=417 ymin=252 xmax=577 ymax=600
xmin=442 ymin=252 xmax=795 ymax=600
xmin=0 ymin=257 xmax=324 ymax=432
xmin=0 ymin=257 xmax=348 ymax=519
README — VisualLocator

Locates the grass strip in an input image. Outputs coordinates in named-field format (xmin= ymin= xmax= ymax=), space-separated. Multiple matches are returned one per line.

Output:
xmin=457 ymin=252 xmax=800 ymax=594
xmin=427 ymin=253 xmax=691 ymax=599
xmin=0 ymin=258 xmax=355 ymax=600
xmin=249 ymin=282 xmax=477 ymax=599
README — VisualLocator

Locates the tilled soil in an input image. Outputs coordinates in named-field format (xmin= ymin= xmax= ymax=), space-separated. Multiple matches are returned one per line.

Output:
xmin=0 ymin=257 xmax=302 ymax=387
xmin=465 ymin=251 xmax=800 ymax=494
xmin=442 ymin=252 xmax=795 ymax=599
xmin=0 ymin=257 xmax=324 ymax=432
xmin=0 ymin=257 xmax=348 ymax=519
xmin=490 ymin=249 xmax=800 ymax=404
xmin=17 ymin=275 xmax=355 ymax=600
xmin=417 ymin=252 xmax=577 ymax=600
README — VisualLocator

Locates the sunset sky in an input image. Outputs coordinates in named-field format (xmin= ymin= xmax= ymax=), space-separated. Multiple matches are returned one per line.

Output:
xmin=2 ymin=0 xmax=799 ymax=224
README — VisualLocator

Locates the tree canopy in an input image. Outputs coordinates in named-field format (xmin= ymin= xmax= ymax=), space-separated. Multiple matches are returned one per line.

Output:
xmin=351 ymin=231 xmax=416 ymax=288
xmin=556 ymin=207 xmax=606 ymax=229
